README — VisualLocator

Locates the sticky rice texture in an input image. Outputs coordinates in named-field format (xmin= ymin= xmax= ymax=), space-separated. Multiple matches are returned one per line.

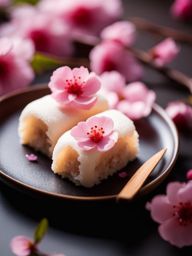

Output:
xmin=52 ymin=110 xmax=139 ymax=187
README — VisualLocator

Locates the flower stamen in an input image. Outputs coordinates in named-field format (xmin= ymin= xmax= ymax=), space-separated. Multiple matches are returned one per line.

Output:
xmin=87 ymin=126 xmax=105 ymax=143
xmin=65 ymin=77 xmax=83 ymax=96
xmin=173 ymin=202 xmax=192 ymax=226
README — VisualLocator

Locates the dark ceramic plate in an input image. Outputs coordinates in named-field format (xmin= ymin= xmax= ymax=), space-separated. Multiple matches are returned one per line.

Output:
xmin=0 ymin=86 xmax=178 ymax=201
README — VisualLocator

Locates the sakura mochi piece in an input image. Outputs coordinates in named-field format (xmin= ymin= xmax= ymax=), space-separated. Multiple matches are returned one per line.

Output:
xmin=18 ymin=94 xmax=108 ymax=156
xmin=18 ymin=66 xmax=108 ymax=156
xmin=52 ymin=110 xmax=139 ymax=187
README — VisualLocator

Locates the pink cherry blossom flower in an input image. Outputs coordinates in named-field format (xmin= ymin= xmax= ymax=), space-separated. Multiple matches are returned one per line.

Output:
xmin=150 ymin=38 xmax=180 ymax=67
xmin=117 ymin=82 xmax=156 ymax=120
xmin=166 ymin=101 xmax=192 ymax=130
xmin=11 ymin=236 xmax=35 ymax=256
xmin=0 ymin=0 xmax=10 ymax=7
xmin=90 ymin=41 xmax=143 ymax=82
xmin=171 ymin=0 xmax=192 ymax=21
xmin=186 ymin=169 xmax=192 ymax=180
xmin=71 ymin=116 xmax=118 ymax=151
xmin=99 ymin=72 xmax=155 ymax=119
xmin=101 ymin=21 xmax=136 ymax=47
xmin=39 ymin=0 xmax=122 ymax=36
xmin=49 ymin=66 xmax=101 ymax=109
xmin=146 ymin=181 xmax=192 ymax=248
xmin=0 ymin=37 xmax=34 ymax=96
xmin=1 ymin=5 xmax=73 ymax=57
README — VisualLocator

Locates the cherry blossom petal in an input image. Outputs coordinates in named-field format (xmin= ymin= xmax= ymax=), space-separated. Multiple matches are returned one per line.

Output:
xmin=97 ymin=131 xmax=118 ymax=151
xmin=52 ymin=91 xmax=69 ymax=104
xmin=82 ymin=75 xmax=101 ymax=96
xmin=159 ymin=218 xmax=192 ymax=248
xmin=71 ymin=122 xmax=89 ymax=141
xmin=100 ymin=71 xmax=125 ymax=94
xmin=146 ymin=195 xmax=173 ymax=224
xmin=25 ymin=154 xmax=38 ymax=162
xmin=117 ymin=100 xmax=148 ymax=120
xmin=49 ymin=66 xmax=73 ymax=90
xmin=150 ymin=38 xmax=180 ymax=67
xmin=39 ymin=0 xmax=123 ymax=36
xmin=86 ymin=116 xmax=114 ymax=136
xmin=73 ymin=66 xmax=89 ymax=81
xmin=10 ymin=236 xmax=33 ymax=256
xmin=0 ymin=44 xmax=34 ymax=96
xmin=177 ymin=181 xmax=192 ymax=203
xmin=101 ymin=21 xmax=136 ymax=46
xmin=73 ymin=96 xmax=97 ymax=109
xmin=78 ymin=140 xmax=96 ymax=150
xmin=186 ymin=169 xmax=192 ymax=180
xmin=107 ymin=91 xmax=119 ymax=108
xmin=167 ymin=182 xmax=184 ymax=205
xmin=123 ymin=82 xmax=150 ymax=101
xmin=11 ymin=37 xmax=35 ymax=61
xmin=171 ymin=0 xmax=192 ymax=21
xmin=0 ymin=37 xmax=12 ymax=55
xmin=90 ymin=41 xmax=143 ymax=82
xmin=0 ymin=0 xmax=10 ymax=7
xmin=166 ymin=101 xmax=192 ymax=130
xmin=68 ymin=94 xmax=77 ymax=102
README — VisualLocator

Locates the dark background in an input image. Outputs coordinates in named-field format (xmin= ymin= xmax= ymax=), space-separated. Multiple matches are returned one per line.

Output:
xmin=0 ymin=0 xmax=192 ymax=255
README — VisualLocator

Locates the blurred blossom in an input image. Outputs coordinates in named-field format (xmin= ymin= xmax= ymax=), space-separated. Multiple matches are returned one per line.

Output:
xmin=39 ymin=0 xmax=123 ymax=37
xmin=11 ymin=236 xmax=34 ymax=256
xmin=0 ymin=37 xmax=34 ymax=96
xmin=117 ymin=82 xmax=156 ymax=120
xmin=90 ymin=41 xmax=143 ymax=82
xmin=0 ymin=0 xmax=9 ymax=8
xmin=149 ymin=38 xmax=180 ymax=67
xmin=166 ymin=101 xmax=192 ymax=130
xmin=100 ymin=71 xmax=125 ymax=94
xmin=101 ymin=21 xmax=136 ymax=47
xmin=146 ymin=181 xmax=192 ymax=248
xmin=100 ymin=72 xmax=155 ymax=119
xmin=171 ymin=0 xmax=192 ymax=21
xmin=0 ymin=5 xmax=73 ymax=57
xmin=100 ymin=71 xmax=125 ymax=108
xmin=186 ymin=169 xmax=192 ymax=180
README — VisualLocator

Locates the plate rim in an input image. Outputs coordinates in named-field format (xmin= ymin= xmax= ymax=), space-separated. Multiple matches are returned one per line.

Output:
xmin=0 ymin=85 xmax=179 ymax=201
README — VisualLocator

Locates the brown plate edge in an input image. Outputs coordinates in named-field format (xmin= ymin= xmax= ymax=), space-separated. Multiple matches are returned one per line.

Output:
xmin=0 ymin=86 xmax=179 ymax=202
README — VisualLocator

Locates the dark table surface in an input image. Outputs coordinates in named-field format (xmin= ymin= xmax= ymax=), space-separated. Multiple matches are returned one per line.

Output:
xmin=0 ymin=0 xmax=192 ymax=255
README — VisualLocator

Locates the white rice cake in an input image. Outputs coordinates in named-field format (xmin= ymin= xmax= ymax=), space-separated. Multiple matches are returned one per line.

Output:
xmin=52 ymin=110 xmax=139 ymax=187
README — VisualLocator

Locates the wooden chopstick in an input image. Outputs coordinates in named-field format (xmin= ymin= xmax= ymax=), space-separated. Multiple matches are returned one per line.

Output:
xmin=116 ymin=148 xmax=167 ymax=201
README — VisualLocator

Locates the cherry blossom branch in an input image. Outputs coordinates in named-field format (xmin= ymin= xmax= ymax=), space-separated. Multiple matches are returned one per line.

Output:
xmin=129 ymin=47 xmax=192 ymax=93
xmin=129 ymin=17 xmax=192 ymax=45
xmin=76 ymin=38 xmax=192 ymax=93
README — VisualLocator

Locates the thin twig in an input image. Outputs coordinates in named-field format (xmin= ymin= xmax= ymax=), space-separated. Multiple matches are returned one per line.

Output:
xmin=129 ymin=47 xmax=192 ymax=93
xmin=76 ymin=38 xmax=192 ymax=93
xmin=129 ymin=17 xmax=192 ymax=45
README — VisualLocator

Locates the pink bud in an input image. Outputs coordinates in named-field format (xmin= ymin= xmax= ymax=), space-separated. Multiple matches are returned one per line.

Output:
xmin=171 ymin=0 xmax=192 ymax=21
